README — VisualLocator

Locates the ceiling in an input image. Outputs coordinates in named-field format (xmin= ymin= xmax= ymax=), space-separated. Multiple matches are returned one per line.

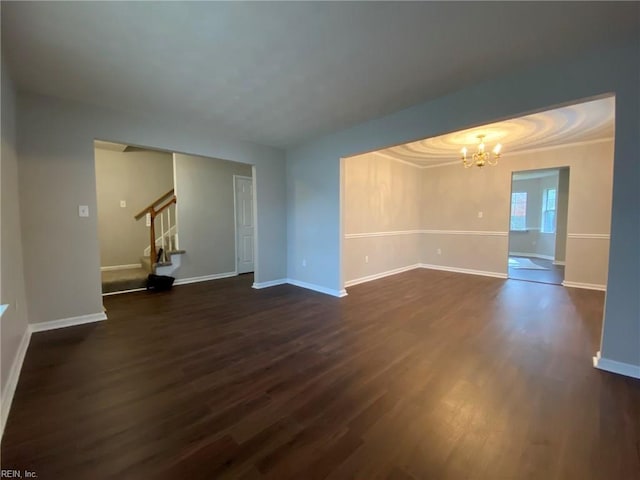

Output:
xmin=375 ymin=97 xmax=615 ymax=167
xmin=2 ymin=2 xmax=638 ymax=148
xmin=513 ymin=169 xmax=563 ymax=182
xmin=93 ymin=140 xmax=128 ymax=152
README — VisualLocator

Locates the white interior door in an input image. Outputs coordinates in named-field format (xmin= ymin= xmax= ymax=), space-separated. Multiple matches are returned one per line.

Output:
xmin=234 ymin=176 xmax=255 ymax=274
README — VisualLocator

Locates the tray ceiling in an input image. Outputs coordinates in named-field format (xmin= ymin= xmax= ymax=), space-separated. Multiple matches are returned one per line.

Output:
xmin=376 ymin=97 xmax=615 ymax=168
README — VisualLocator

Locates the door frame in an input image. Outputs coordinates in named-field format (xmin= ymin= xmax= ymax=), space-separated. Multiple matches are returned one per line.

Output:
xmin=233 ymin=174 xmax=255 ymax=275
xmin=506 ymin=166 xmax=568 ymax=283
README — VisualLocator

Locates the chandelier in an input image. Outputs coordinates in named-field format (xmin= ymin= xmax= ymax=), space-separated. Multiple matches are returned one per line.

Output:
xmin=461 ymin=135 xmax=502 ymax=168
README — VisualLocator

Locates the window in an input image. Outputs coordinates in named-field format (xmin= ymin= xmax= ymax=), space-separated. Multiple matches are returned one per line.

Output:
xmin=541 ymin=188 xmax=557 ymax=233
xmin=510 ymin=192 xmax=527 ymax=231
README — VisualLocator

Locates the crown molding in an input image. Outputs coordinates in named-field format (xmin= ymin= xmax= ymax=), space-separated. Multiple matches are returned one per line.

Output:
xmin=369 ymin=136 xmax=614 ymax=170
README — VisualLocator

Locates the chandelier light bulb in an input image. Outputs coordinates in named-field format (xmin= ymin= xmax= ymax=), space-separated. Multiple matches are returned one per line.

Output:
xmin=460 ymin=134 xmax=503 ymax=168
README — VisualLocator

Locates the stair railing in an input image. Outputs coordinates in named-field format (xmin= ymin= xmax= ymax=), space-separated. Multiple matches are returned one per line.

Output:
xmin=134 ymin=189 xmax=177 ymax=265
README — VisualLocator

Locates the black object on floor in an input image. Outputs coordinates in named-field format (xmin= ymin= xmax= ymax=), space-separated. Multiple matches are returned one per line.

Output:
xmin=146 ymin=274 xmax=175 ymax=291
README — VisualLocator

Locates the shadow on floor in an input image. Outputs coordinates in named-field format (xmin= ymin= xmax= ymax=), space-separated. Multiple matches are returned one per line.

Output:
xmin=508 ymin=255 xmax=564 ymax=285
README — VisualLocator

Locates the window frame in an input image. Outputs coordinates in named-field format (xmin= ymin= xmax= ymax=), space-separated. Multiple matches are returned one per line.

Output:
xmin=510 ymin=191 xmax=528 ymax=232
xmin=541 ymin=188 xmax=557 ymax=233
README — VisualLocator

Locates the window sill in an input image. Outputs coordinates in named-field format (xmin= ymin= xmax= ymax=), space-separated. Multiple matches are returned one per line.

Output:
xmin=510 ymin=230 xmax=530 ymax=233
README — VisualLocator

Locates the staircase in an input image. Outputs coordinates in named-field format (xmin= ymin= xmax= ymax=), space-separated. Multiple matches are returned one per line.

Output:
xmin=102 ymin=190 xmax=187 ymax=294
xmin=134 ymin=189 xmax=185 ymax=277
xmin=140 ymin=248 xmax=186 ymax=276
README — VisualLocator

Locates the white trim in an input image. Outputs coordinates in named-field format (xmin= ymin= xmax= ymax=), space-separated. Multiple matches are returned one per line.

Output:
xmin=102 ymin=287 xmax=147 ymax=296
xmin=287 ymin=278 xmax=348 ymax=298
xmin=174 ymin=271 xmax=237 ymax=286
xmin=233 ymin=175 xmax=238 ymax=274
xmin=567 ymin=233 xmax=610 ymax=239
xmin=509 ymin=252 xmax=555 ymax=261
xmin=30 ymin=312 xmax=108 ymax=332
xmin=345 ymin=229 xmax=508 ymax=239
xmin=562 ymin=280 xmax=606 ymax=291
xmin=345 ymin=264 xmax=420 ymax=288
xmin=370 ymin=137 xmax=614 ymax=170
xmin=100 ymin=263 xmax=142 ymax=272
xmin=1 ymin=327 xmax=31 ymax=439
xmin=420 ymin=263 xmax=508 ymax=279
xmin=233 ymin=175 xmax=255 ymax=275
xmin=345 ymin=230 xmax=422 ymax=239
xmin=252 ymin=278 xmax=288 ymax=289
xmin=339 ymin=158 xmax=346 ymax=296
xmin=553 ymin=260 xmax=566 ymax=266
xmin=251 ymin=165 xmax=260 ymax=287
xmin=593 ymin=351 xmax=640 ymax=379
xmin=423 ymin=229 xmax=508 ymax=237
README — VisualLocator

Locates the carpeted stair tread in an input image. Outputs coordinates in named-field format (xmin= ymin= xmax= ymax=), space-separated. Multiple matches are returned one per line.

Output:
xmin=101 ymin=267 xmax=148 ymax=294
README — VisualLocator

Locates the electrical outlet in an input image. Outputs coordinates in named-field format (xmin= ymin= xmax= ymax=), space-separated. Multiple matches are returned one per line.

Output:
xmin=365 ymin=255 xmax=369 ymax=263
xmin=120 ymin=200 xmax=127 ymax=208
xmin=79 ymin=205 xmax=89 ymax=217
xmin=437 ymin=248 xmax=442 ymax=255
xmin=302 ymin=258 xmax=307 ymax=267
xmin=478 ymin=211 xmax=483 ymax=218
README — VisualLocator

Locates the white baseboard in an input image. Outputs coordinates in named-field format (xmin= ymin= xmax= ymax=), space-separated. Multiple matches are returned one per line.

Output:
xmin=30 ymin=312 xmax=108 ymax=333
xmin=593 ymin=351 xmax=640 ymax=379
xmin=286 ymin=278 xmax=347 ymax=297
xmin=253 ymin=278 xmax=347 ymax=297
xmin=562 ymin=281 xmax=606 ymax=291
xmin=252 ymin=278 xmax=288 ymax=289
xmin=420 ymin=263 xmax=507 ymax=279
xmin=174 ymin=271 xmax=237 ymax=286
xmin=509 ymin=252 xmax=555 ymax=261
xmin=102 ymin=287 xmax=147 ymax=296
xmin=345 ymin=264 xmax=420 ymax=288
xmin=1 ymin=327 xmax=32 ymax=439
xmin=100 ymin=263 xmax=142 ymax=272
xmin=2 ymin=311 xmax=107 ymax=438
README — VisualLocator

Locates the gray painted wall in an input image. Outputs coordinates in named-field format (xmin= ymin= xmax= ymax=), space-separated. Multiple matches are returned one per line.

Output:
xmin=343 ymin=152 xmax=421 ymax=282
xmin=173 ymin=153 xmax=252 ymax=280
xmin=343 ymin=144 xmax=610 ymax=287
xmin=1 ymin=63 xmax=29 ymax=397
xmin=16 ymin=93 xmax=286 ymax=325
xmin=95 ymin=148 xmax=174 ymax=267
xmin=287 ymin=40 xmax=639 ymax=367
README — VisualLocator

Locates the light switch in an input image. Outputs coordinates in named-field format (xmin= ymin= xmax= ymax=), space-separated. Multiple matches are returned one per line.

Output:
xmin=478 ymin=211 xmax=483 ymax=218
xmin=145 ymin=212 xmax=151 ymax=227
xmin=120 ymin=200 xmax=127 ymax=208
xmin=79 ymin=205 xmax=89 ymax=217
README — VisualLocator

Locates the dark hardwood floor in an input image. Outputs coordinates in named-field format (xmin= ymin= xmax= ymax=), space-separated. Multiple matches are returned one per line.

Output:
xmin=2 ymin=270 xmax=639 ymax=479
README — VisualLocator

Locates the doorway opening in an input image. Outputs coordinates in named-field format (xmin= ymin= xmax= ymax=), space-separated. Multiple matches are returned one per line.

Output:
xmin=94 ymin=140 xmax=256 ymax=295
xmin=508 ymin=167 xmax=569 ymax=285
xmin=234 ymin=175 xmax=255 ymax=275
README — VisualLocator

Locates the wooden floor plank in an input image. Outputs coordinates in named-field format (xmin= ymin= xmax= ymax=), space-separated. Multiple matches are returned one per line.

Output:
xmin=2 ymin=270 xmax=639 ymax=479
